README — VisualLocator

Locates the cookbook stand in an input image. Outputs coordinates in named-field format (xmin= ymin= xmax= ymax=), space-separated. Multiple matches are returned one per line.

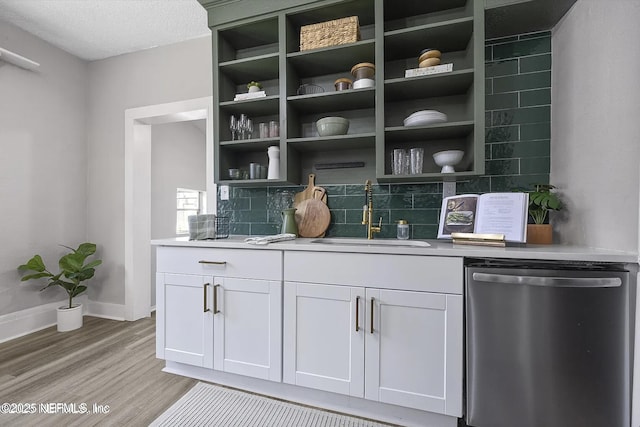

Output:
xmin=451 ymin=232 xmax=506 ymax=247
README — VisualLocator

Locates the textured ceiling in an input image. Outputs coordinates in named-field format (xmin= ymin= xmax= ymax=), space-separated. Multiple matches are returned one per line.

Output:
xmin=0 ymin=0 xmax=210 ymax=61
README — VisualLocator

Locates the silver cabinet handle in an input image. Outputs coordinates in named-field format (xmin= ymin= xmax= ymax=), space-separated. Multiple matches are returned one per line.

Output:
xmin=203 ymin=283 xmax=210 ymax=313
xmin=355 ymin=296 xmax=360 ymax=332
xmin=472 ymin=272 xmax=622 ymax=288
xmin=213 ymin=284 xmax=221 ymax=314
xmin=199 ymin=260 xmax=226 ymax=265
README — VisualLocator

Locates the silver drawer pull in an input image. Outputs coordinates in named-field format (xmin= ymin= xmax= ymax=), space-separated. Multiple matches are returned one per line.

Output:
xmin=198 ymin=260 xmax=227 ymax=265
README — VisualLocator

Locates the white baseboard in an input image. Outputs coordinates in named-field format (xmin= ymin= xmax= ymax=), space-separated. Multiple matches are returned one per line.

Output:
xmin=0 ymin=301 xmax=62 ymax=344
xmin=85 ymin=300 xmax=126 ymax=321
xmin=0 ymin=299 xmax=128 ymax=344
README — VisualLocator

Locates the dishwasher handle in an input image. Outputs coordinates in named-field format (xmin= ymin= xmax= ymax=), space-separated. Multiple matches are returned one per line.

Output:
xmin=472 ymin=272 xmax=622 ymax=288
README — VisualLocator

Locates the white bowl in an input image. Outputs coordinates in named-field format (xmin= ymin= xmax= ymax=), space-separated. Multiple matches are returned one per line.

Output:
xmin=433 ymin=150 xmax=464 ymax=173
xmin=353 ymin=78 xmax=375 ymax=89
xmin=404 ymin=110 xmax=447 ymax=127
xmin=316 ymin=116 xmax=349 ymax=136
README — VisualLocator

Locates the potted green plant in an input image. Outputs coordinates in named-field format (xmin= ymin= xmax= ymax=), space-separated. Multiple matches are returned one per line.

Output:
xmin=527 ymin=184 xmax=562 ymax=244
xmin=246 ymin=81 xmax=262 ymax=93
xmin=18 ymin=242 xmax=102 ymax=332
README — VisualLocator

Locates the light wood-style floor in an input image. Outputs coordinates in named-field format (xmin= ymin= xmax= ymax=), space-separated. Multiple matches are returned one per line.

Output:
xmin=0 ymin=314 xmax=197 ymax=426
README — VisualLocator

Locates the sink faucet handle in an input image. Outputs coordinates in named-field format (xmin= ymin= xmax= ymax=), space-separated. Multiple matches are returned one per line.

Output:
xmin=377 ymin=217 xmax=383 ymax=228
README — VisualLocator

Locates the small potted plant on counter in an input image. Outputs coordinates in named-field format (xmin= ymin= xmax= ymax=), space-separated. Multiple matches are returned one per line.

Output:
xmin=527 ymin=184 xmax=563 ymax=244
xmin=18 ymin=242 xmax=102 ymax=332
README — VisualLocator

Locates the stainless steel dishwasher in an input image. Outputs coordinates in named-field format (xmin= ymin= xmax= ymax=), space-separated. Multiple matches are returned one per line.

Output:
xmin=465 ymin=259 xmax=630 ymax=427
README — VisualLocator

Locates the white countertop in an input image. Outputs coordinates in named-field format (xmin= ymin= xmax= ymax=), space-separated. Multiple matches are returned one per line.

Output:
xmin=151 ymin=235 xmax=638 ymax=264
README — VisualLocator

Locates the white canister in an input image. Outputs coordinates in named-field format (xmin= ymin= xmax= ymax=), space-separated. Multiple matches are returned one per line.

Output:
xmin=267 ymin=146 xmax=280 ymax=179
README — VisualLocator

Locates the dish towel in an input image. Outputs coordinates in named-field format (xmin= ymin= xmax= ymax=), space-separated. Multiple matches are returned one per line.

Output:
xmin=245 ymin=233 xmax=296 ymax=245
xmin=188 ymin=214 xmax=217 ymax=240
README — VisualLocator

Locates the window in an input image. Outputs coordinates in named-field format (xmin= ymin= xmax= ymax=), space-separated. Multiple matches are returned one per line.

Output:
xmin=176 ymin=188 xmax=206 ymax=234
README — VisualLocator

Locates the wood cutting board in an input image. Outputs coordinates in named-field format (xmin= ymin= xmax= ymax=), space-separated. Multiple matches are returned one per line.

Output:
xmin=295 ymin=198 xmax=331 ymax=238
xmin=294 ymin=173 xmax=328 ymax=205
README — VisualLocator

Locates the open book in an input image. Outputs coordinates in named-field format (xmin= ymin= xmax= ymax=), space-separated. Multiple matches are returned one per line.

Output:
xmin=437 ymin=192 xmax=529 ymax=243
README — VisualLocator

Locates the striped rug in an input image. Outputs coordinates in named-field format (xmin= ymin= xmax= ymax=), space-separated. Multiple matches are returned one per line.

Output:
xmin=150 ymin=382 xmax=393 ymax=427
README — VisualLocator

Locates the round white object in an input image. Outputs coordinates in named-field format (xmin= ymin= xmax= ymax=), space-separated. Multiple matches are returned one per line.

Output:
xmin=353 ymin=78 xmax=375 ymax=89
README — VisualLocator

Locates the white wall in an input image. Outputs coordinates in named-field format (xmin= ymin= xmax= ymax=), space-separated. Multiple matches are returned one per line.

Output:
xmin=87 ymin=36 xmax=212 ymax=306
xmin=151 ymin=120 xmax=207 ymax=240
xmin=551 ymin=0 xmax=640 ymax=252
xmin=0 ymin=22 xmax=88 ymax=315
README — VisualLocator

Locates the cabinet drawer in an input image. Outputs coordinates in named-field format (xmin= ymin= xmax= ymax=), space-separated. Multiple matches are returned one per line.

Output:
xmin=284 ymin=251 xmax=462 ymax=294
xmin=157 ymin=247 xmax=282 ymax=280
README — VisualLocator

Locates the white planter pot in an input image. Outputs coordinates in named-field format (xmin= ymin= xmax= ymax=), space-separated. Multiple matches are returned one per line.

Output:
xmin=57 ymin=304 xmax=83 ymax=332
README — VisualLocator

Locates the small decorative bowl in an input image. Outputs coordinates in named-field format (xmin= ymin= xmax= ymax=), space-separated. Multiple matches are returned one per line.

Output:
xmin=297 ymin=84 xmax=324 ymax=95
xmin=433 ymin=150 xmax=464 ymax=173
xmin=316 ymin=116 xmax=350 ymax=136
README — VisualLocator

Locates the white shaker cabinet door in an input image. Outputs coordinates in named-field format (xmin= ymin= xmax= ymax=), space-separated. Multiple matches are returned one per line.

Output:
xmin=156 ymin=273 xmax=214 ymax=369
xmin=283 ymin=282 xmax=365 ymax=397
xmin=364 ymin=288 xmax=463 ymax=417
xmin=213 ymin=277 xmax=282 ymax=382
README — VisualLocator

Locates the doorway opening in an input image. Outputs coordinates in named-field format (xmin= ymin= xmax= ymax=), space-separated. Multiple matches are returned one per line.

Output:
xmin=124 ymin=97 xmax=214 ymax=321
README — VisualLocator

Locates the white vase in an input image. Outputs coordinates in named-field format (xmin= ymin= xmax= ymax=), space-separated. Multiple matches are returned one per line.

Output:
xmin=267 ymin=146 xmax=280 ymax=179
xmin=248 ymin=85 xmax=260 ymax=93
xmin=57 ymin=304 xmax=83 ymax=332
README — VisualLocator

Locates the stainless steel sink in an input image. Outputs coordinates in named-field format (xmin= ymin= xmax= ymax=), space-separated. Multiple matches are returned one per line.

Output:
xmin=309 ymin=238 xmax=431 ymax=248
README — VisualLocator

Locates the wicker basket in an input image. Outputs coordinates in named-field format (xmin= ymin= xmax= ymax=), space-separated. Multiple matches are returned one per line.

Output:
xmin=300 ymin=16 xmax=360 ymax=51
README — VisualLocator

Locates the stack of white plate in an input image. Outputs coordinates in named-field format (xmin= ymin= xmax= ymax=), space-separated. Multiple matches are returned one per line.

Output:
xmin=403 ymin=110 xmax=447 ymax=127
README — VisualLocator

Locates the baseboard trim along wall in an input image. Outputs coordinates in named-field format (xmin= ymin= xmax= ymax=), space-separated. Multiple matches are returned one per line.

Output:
xmin=0 ymin=299 xmax=128 ymax=344
xmin=86 ymin=300 xmax=127 ymax=321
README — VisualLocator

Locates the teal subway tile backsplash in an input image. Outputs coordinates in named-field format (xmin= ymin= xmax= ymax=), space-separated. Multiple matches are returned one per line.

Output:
xmin=520 ymin=157 xmax=550 ymax=175
xmin=492 ymin=140 xmax=550 ymax=159
xmin=485 ymin=59 xmax=518 ymax=77
xmin=491 ymin=106 xmax=550 ymax=126
xmin=486 ymin=92 xmax=518 ymax=110
xmin=493 ymin=71 xmax=551 ymax=93
xmin=217 ymin=31 xmax=552 ymax=239
xmin=521 ymin=122 xmax=551 ymax=140
xmin=520 ymin=88 xmax=551 ymax=107
xmin=520 ymin=54 xmax=552 ymax=73
xmin=492 ymin=36 xmax=551 ymax=60
xmin=486 ymin=125 xmax=519 ymax=143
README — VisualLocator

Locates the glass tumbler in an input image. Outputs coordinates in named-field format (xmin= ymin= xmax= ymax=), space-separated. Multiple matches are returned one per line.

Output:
xmin=269 ymin=120 xmax=279 ymax=137
xmin=410 ymin=148 xmax=424 ymax=174
xmin=392 ymin=149 xmax=407 ymax=175
xmin=259 ymin=122 xmax=269 ymax=139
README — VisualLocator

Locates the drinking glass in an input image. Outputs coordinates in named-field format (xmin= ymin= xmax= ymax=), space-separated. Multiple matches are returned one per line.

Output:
xmin=229 ymin=115 xmax=238 ymax=140
xmin=249 ymin=162 xmax=259 ymax=179
xmin=259 ymin=122 xmax=269 ymax=138
xmin=239 ymin=114 xmax=248 ymax=139
xmin=410 ymin=148 xmax=424 ymax=174
xmin=246 ymin=119 xmax=253 ymax=139
xmin=269 ymin=120 xmax=279 ymax=137
xmin=392 ymin=149 xmax=407 ymax=175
